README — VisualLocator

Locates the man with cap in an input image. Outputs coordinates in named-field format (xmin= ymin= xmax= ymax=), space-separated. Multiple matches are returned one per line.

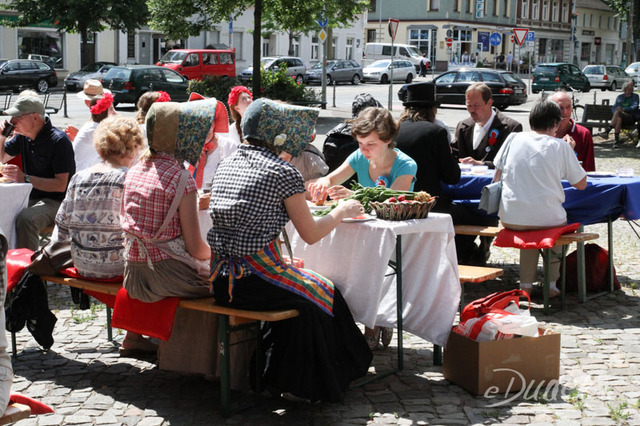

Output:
xmin=396 ymin=82 xmax=461 ymax=212
xmin=0 ymin=96 xmax=75 ymax=250
xmin=452 ymin=82 xmax=522 ymax=265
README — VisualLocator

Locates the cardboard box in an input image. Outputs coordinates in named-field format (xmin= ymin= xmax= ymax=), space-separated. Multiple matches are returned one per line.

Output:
xmin=443 ymin=328 xmax=560 ymax=395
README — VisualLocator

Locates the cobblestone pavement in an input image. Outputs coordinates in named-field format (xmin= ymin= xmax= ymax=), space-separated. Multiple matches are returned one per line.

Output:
xmin=8 ymin=112 xmax=640 ymax=425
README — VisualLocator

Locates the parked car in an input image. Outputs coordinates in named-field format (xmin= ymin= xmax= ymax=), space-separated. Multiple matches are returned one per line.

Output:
xmin=363 ymin=43 xmax=427 ymax=71
xmin=304 ymin=60 xmax=363 ymax=85
xmin=101 ymin=65 xmax=190 ymax=106
xmin=531 ymin=63 xmax=591 ymax=93
xmin=400 ymin=68 xmax=527 ymax=110
xmin=0 ymin=59 xmax=58 ymax=93
xmin=581 ymin=64 xmax=632 ymax=91
xmin=362 ymin=60 xmax=416 ymax=84
xmin=64 ymin=61 xmax=118 ymax=91
xmin=18 ymin=53 xmax=57 ymax=69
xmin=238 ymin=57 xmax=306 ymax=84
xmin=156 ymin=48 xmax=236 ymax=79
xmin=625 ymin=62 xmax=640 ymax=85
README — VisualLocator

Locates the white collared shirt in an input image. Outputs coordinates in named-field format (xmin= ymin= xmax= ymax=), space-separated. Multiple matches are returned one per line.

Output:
xmin=472 ymin=109 xmax=497 ymax=150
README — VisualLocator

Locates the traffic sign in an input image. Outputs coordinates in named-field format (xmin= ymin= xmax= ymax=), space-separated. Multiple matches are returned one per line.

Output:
xmin=318 ymin=29 xmax=327 ymax=43
xmin=446 ymin=38 xmax=453 ymax=47
xmin=388 ymin=19 xmax=399 ymax=41
xmin=317 ymin=18 xmax=328 ymax=28
xmin=513 ymin=28 xmax=529 ymax=46
xmin=489 ymin=32 xmax=502 ymax=47
xmin=526 ymin=31 xmax=535 ymax=42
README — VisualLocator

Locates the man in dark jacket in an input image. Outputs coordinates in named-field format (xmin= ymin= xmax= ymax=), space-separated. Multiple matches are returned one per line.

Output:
xmin=396 ymin=82 xmax=460 ymax=213
xmin=452 ymin=83 xmax=523 ymax=264
xmin=453 ymin=82 xmax=522 ymax=169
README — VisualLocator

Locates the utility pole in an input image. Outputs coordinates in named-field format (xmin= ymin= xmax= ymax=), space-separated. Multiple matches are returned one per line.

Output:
xmin=628 ymin=0 xmax=635 ymax=64
xmin=569 ymin=0 xmax=577 ymax=65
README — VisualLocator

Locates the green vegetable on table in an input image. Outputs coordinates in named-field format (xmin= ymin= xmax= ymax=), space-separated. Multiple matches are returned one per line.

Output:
xmin=312 ymin=183 xmax=432 ymax=217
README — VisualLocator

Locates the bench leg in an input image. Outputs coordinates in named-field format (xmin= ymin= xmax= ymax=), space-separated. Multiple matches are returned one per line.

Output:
xmin=218 ymin=314 xmax=231 ymax=418
xmin=577 ymin=240 xmax=587 ymax=303
xmin=608 ymin=218 xmax=615 ymax=293
xmin=542 ymin=248 xmax=551 ymax=314
xmin=11 ymin=332 xmax=17 ymax=358
xmin=106 ymin=306 xmax=113 ymax=341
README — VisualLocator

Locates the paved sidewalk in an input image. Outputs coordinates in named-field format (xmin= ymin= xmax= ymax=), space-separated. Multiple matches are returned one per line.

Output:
xmin=8 ymin=113 xmax=640 ymax=425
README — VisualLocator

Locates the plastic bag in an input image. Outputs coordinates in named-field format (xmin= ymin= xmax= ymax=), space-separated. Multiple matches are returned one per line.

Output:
xmin=454 ymin=301 xmax=539 ymax=341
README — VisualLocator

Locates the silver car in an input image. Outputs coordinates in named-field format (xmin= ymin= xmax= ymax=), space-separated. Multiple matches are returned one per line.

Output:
xmin=238 ymin=56 xmax=306 ymax=84
xmin=304 ymin=60 xmax=363 ymax=85
xmin=625 ymin=62 xmax=640 ymax=85
xmin=582 ymin=64 xmax=632 ymax=91
xmin=362 ymin=60 xmax=416 ymax=84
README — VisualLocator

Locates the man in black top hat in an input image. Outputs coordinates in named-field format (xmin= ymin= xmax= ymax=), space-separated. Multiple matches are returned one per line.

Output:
xmin=396 ymin=82 xmax=460 ymax=213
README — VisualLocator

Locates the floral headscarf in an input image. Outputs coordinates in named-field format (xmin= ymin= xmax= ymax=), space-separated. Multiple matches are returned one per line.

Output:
xmin=145 ymin=99 xmax=223 ymax=166
xmin=240 ymin=98 xmax=319 ymax=157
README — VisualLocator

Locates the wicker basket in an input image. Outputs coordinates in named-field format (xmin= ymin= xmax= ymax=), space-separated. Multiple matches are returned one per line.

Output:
xmin=369 ymin=199 xmax=437 ymax=221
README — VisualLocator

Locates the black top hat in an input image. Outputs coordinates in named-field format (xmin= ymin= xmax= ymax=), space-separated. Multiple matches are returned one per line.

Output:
xmin=402 ymin=82 xmax=440 ymax=107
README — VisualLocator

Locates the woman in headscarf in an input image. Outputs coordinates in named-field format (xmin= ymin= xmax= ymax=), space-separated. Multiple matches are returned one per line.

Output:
xmin=121 ymin=99 xmax=250 ymax=386
xmin=208 ymin=98 xmax=372 ymax=403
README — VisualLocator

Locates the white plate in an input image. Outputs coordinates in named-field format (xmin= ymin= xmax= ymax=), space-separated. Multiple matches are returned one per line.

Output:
xmin=342 ymin=214 xmax=375 ymax=223
xmin=587 ymin=171 xmax=616 ymax=178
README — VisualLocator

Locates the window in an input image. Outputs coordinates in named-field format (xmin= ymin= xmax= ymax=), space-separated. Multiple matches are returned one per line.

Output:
xmin=232 ymin=32 xmax=243 ymax=59
xmin=219 ymin=52 xmax=233 ymax=64
xmin=262 ymin=38 xmax=270 ymax=57
xmin=583 ymin=14 xmax=586 ymax=27
xmin=127 ymin=33 xmax=135 ymax=58
xmin=522 ymin=0 xmax=528 ymax=18
xmin=552 ymin=2 xmax=558 ymax=21
xmin=435 ymin=72 xmax=456 ymax=83
xmin=599 ymin=15 xmax=602 ymax=29
xmin=17 ymin=29 xmax=64 ymax=69
xmin=614 ymin=17 xmax=618 ymax=30
xmin=503 ymin=0 xmax=509 ymax=17
xmin=481 ymin=71 xmax=501 ymax=82
xmin=368 ymin=0 xmax=376 ymax=12
xmin=590 ymin=14 xmax=593 ymax=27
xmin=454 ymin=0 xmax=460 ymax=12
xmin=184 ymin=53 xmax=199 ymax=67
xmin=346 ymin=38 xmax=354 ymax=60
xmin=332 ymin=37 xmax=337 ymax=59
xmin=608 ymin=16 xmax=612 ymax=29
xmin=367 ymin=29 xmax=377 ymax=43
xmin=580 ymin=43 xmax=591 ymax=61
xmin=562 ymin=2 xmax=568 ymax=21
xmin=532 ymin=0 xmax=539 ymax=19
xmin=311 ymin=37 xmax=319 ymax=60
xmin=493 ymin=0 xmax=498 ymax=16
xmin=292 ymin=36 xmax=300 ymax=57
xmin=467 ymin=0 xmax=472 ymax=12
xmin=429 ymin=0 xmax=439 ymax=11
xmin=162 ymin=69 xmax=184 ymax=83
xmin=542 ymin=1 xmax=548 ymax=20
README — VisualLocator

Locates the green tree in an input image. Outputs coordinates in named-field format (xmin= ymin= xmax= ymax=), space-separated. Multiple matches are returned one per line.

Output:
xmin=147 ymin=0 xmax=367 ymax=95
xmin=2 ymin=0 xmax=149 ymax=66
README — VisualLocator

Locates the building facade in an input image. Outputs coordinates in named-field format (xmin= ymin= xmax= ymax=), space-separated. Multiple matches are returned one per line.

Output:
xmin=365 ymin=0 xmax=623 ymax=71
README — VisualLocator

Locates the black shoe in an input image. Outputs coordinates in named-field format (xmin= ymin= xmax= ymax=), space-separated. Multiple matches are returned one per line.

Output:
xmin=612 ymin=141 xmax=618 ymax=148
xmin=603 ymin=127 xmax=611 ymax=139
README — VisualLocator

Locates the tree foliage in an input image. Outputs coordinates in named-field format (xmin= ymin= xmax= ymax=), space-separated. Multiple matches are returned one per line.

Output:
xmin=3 ymin=0 xmax=149 ymax=39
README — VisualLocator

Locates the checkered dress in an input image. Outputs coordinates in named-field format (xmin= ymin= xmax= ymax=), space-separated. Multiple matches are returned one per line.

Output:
xmin=122 ymin=153 xmax=197 ymax=262
xmin=207 ymin=145 xmax=305 ymax=261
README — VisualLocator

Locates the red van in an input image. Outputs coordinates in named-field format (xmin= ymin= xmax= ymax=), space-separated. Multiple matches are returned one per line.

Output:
xmin=156 ymin=49 xmax=236 ymax=79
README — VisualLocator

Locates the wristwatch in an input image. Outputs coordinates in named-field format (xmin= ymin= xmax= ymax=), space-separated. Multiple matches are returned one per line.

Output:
xmin=24 ymin=174 xmax=32 ymax=183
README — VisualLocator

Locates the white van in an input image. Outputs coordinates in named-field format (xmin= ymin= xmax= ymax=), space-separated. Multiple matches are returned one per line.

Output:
xmin=363 ymin=43 xmax=427 ymax=71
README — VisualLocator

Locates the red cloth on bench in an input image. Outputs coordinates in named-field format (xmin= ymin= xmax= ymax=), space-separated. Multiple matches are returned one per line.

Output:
xmin=6 ymin=249 xmax=34 ymax=293
xmin=9 ymin=393 xmax=54 ymax=414
xmin=111 ymin=288 xmax=180 ymax=340
xmin=59 ymin=267 xmax=121 ymax=308
xmin=493 ymin=223 xmax=581 ymax=249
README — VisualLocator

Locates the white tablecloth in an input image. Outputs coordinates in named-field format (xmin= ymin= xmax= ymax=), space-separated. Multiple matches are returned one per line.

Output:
xmin=0 ymin=183 xmax=32 ymax=248
xmin=285 ymin=213 xmax=461 ymax=347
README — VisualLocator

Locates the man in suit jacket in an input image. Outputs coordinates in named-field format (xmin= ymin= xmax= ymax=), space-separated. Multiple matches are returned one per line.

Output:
xmin=453 ymin=82 xmax=523 ymax=169
xmin=452 ymin=83 xmax=523 ymax=265
xmin=396 ymin=82 xmax=460 ymax=213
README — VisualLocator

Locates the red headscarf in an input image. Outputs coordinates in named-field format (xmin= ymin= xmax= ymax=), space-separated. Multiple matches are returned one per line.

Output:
xmin=227 ymin=86 xmax=252 ymax=106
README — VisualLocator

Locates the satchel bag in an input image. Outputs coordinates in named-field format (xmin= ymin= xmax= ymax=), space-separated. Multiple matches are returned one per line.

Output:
xmin=28 ymin=237 xmax=73 ymax=277
xmin=478 ymin=133 xmax=516 ymax=214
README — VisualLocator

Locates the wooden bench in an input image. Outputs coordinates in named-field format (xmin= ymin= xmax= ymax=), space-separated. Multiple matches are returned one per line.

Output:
xmin=580 ymin=103 xmax=639 ymax=134
xmin=0 ymin=403 xmax=31 ymax=425
xmin=289 ymin=100 xmax=327 ymax=110
xmin=453 ymin=225 xmax=600 ymax=313
xmin=29 ymin=275 xmax=299 ymax=417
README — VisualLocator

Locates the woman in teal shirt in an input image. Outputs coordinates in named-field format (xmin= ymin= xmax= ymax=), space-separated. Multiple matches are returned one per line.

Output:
xmin=308 ymin=106 xmax=417 ymax=351
xmin=309 ymin=107 xmax=417 ymax=201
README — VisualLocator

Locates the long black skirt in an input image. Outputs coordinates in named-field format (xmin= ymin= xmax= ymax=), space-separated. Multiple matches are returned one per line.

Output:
xmin=212 ymin=274 xmax=372 ymax=403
